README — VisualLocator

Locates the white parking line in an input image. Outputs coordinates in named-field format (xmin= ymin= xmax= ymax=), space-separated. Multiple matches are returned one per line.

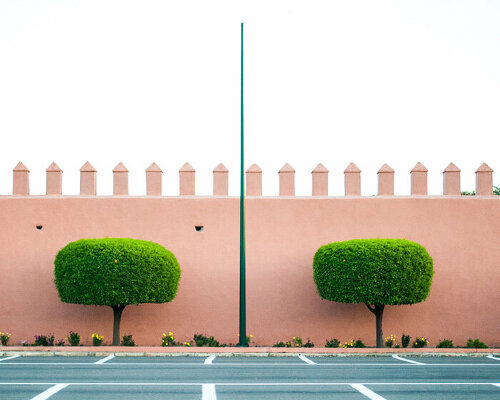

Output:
xmin=0 ymin=382 xmax=497 ymax=386
xmin=31 ymin=384 xmax=69 ymax=399
xmin=0 ymin=354 xmax=19 ymax=362
xmin=487 ymin=355 xmax=500 ymax=361
xmin=202 ymin=384 xmax=217 ymax=399
xmin=351 ymin=384 xmax=387 ymax=399
xmin=298 ymin=355 xmax=317 ymax=365
xmin=204 ymin=355 xmax=216 ymax=365
xmin=94 ymin=355 xmax=115 ymax=364
xmin=392 ymin=355 xmax=425 ymax=365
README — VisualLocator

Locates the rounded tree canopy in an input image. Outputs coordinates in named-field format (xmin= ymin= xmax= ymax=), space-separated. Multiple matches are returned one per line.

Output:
xmin=54 ymin=238 xmax=181 ymax=306
xmin=313 ymin=239 xmax=433 ymax=305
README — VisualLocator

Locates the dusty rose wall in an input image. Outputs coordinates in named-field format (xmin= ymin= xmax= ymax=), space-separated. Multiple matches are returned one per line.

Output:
xmin=0 ymin=196 xmax=499 ymax=347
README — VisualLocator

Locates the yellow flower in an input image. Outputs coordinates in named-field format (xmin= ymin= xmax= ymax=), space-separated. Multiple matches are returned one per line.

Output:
xmin=114 ymin=260 xmax=117 ymax=263
xmin=169 ymin=332 xmax=173 ymax=336
xmin=163 ymin=333 xmax=166 ymax=337
xmin=250 ymin=335 xmax=254 ymax=338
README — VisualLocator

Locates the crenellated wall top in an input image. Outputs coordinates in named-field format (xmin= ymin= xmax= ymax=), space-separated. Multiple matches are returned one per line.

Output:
xmin=6 ymin=161 xmax=497 ymax=197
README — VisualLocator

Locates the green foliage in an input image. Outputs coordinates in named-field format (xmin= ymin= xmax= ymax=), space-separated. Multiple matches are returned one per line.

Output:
xmin=121 ymin=335 xmax=135 ymax=346
xmin=494 ymin=186 xmax=500 ymax=195
xmin=313 ymin=239 xmax=434 ymax=306
xmin=272 ymin=341 xmax=286 ymax=347
xmin=466 ymin=338 xmax=488 ymax=348
xmin=412 ymin=336 xmax=429 ymax=348
xmin=54 ymin=238 xmax=181 ymax=307
xmin=67 ymin=331 xmax=80 ymax=346
xmin=461 ymin=190 xmax=475 ymax=196
xmin=325 ymin=338 xmax=341 ymax=348
xmin=193 ymin=333 xmax=224 ymax=347
xmin=33 ymin=335 xmax=54 ymax=346
xmin=401 ymin=334 xmax=411 ymax=348
xmin=92 ymin=333 xmax=103 ymax=346
xmin=303 ymin=338 xmax=315 ymax=348
xmin=0 ymin=332 xmax=11 ymax=346
xmin=384 ymin=334 xmax=397 ymax=348
xmin=436 ymin=339 xmax=453 ymax=348
xmin=343 ymin=339 xmax=366 ymax=348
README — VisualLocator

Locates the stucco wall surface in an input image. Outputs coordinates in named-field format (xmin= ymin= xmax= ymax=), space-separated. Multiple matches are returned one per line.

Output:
xmin=0 ymin=196 xmax=498 ymax=347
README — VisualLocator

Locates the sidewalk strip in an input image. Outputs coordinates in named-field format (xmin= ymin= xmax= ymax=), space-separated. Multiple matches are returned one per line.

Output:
xmin=0 ymin=355 xmax=19 ymax=362
xmin=94 ymin=355 xmax=115 ymax=364
xmin=204 ymin=355 xmax=216 ymax=365
xmin=350 ymin=384 xmax=387 ymax=400
xmin=31 ymin=384 xmax=69 ymax=400
xmin=392 ymin=355 xmax=425 ymax=365
xmin=298 ymin=354 xmax=317 ymax=365
xmin=202 ymin=384 xmax=217 ymax=400
xmin=487 ymin=355 xmax=500 ymax=361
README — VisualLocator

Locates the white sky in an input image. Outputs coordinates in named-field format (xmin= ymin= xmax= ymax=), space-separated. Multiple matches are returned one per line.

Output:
xmin=0 ymin=0 xmax=499 ymax=196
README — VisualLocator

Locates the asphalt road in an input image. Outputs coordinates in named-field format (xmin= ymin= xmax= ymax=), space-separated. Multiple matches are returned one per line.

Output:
xmin=0 ymin=355 xmax=499 ymax=399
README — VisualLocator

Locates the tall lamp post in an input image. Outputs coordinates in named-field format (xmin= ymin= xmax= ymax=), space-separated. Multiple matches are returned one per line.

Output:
xmin=237 ymin=22 xmax=248 ymax=347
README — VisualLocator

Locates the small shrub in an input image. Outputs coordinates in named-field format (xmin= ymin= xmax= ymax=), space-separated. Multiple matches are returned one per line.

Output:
xmin=0 ymin=332 xmax=11 ymax=346
xmin=21 ymin=340 xmax=28 ymax=346
xmin=162 ymin=332 xmax=176 ymax=347
xmin=92 ymin=333 xmax=103 ymax=346
xmin=121 ymin=335 xmax=135 ymax=346
xmin=303 ymin=338 xmax=315 ymax=348
xmin=461 ymin=190 xmax=475 ymax=196
xmin=56 ymin=339 xmax=65 ymax=346
xmin=384 ymin=334 xmax=397 ymax=348
xmin=343 ymin=339 xmax=366 ymax=348
xmin=436 ymin=339 xmax=453 ymax=348
xmin=325 ymin=338 xmax=341 ymax=348
xmin=291 ymin=337 xmax=303 ymax=347
xmin=401 ymin=334 xmax=411 ymax=348
xmin=237 ymin=334 xmax=254 ymax=345
xmin=67 ymin=331 xmax=80 ymax=346
xmin=466 ymin=338 xmax=488 ymax=349
xmin=193 ymin=333 xmax=224 ymax=347
xmin=272 ymin=341 xmax=286 ymax=347
xmin=413 ymin=337 xmax=429 ymax=348
xmin=33 ymin=335 xmax=55 ymax=346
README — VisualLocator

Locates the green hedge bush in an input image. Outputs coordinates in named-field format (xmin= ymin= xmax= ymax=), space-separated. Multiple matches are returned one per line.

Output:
xmin=313 ymin=239 xmax=433 ymax=305
xmin=54 ymin=238 xmax=181 ymax=345
xmin=313 ymin=238 xmax=433 ymax=347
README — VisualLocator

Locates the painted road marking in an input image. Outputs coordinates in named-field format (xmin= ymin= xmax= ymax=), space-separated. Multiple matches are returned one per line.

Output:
xmin=94 ymin=354 xmax=115 ymax=364
xmin=204 ymin=355 xmax=216 ymax=365
xmin=202 ymin=384 xmax=217 ymax=400
xmin=298 ymin=354 xmax=317 ymax=365
xmin=351 ymin=384 xmax=387 ymax=400
xmin=0 ymin=362 xmax=498 ymax=366
xmin=0 ymin=354 xmax=19 ymax=362
xmin=0 ymin=382 xmax=498 ymax=386
xmin=392 ymin=355 xmax=425 ymax=365
xmin=487 ymin=355 xmax=500 ymax=361
xmin=30 ymin=384 xmax=69 ymax=400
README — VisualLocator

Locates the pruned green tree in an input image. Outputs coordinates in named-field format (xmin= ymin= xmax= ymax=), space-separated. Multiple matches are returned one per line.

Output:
xmin=313 ymin=239 xmax=433 ymax=348
xmin=55 ymin=238 xmax=181 ymax=345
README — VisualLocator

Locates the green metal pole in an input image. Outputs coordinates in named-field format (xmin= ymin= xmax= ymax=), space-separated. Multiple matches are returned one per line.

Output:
xmin=237 ymin=22 xmax=248 ymax=347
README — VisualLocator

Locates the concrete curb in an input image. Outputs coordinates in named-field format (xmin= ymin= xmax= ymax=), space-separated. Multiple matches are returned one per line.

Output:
xmin=1 ymin=346 xmax=498 ymax=357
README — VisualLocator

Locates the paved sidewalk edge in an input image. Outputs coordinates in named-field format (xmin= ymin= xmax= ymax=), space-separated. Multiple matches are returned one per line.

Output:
xmin=1 ymin=346 xmax=498 ymax=357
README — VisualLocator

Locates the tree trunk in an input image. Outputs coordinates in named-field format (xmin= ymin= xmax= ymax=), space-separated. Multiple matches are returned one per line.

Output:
xmin=111 ymin=305 xmax=126 ymax=346
xmin=365 ymin=304 xmax=385 ymax=348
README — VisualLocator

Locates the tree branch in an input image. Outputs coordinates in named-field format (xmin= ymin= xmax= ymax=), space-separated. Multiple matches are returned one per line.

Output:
xmin=365 ymin=303 xmax=376 ymax=314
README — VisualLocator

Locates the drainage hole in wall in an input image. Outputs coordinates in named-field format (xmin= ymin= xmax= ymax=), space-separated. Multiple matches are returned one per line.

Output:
xmin=194 ymin=226 xmax=204 ymax=232
xmin=36 ymin=225 xmax=43 ymax=230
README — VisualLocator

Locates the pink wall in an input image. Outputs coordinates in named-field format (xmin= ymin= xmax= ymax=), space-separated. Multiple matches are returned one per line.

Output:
xmin=0 ymin=195 xmax=499 ymax=347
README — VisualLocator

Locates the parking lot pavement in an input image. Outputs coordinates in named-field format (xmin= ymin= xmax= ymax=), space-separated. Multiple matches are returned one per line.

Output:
xmin=0 ymin=355 xmax=498 ymax=399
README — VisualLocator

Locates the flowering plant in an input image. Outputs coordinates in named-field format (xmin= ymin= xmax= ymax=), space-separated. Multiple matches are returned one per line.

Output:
xmin=0 ymin=332 xmax=11 ymax=346
xmin=162 ymin=332 xmax=176 ymax=347
xmin=384 ymin=334 xmax=397 ymax=348
xmin=413 ymin=337 xmax=429 ymax=348
xmin=92 ymin=333 xmax=103 ymax=346
xmin=33 ymin=334 xmax=55 ymax=346
xmin=343 ymin=339 xmax=366 ymax=348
